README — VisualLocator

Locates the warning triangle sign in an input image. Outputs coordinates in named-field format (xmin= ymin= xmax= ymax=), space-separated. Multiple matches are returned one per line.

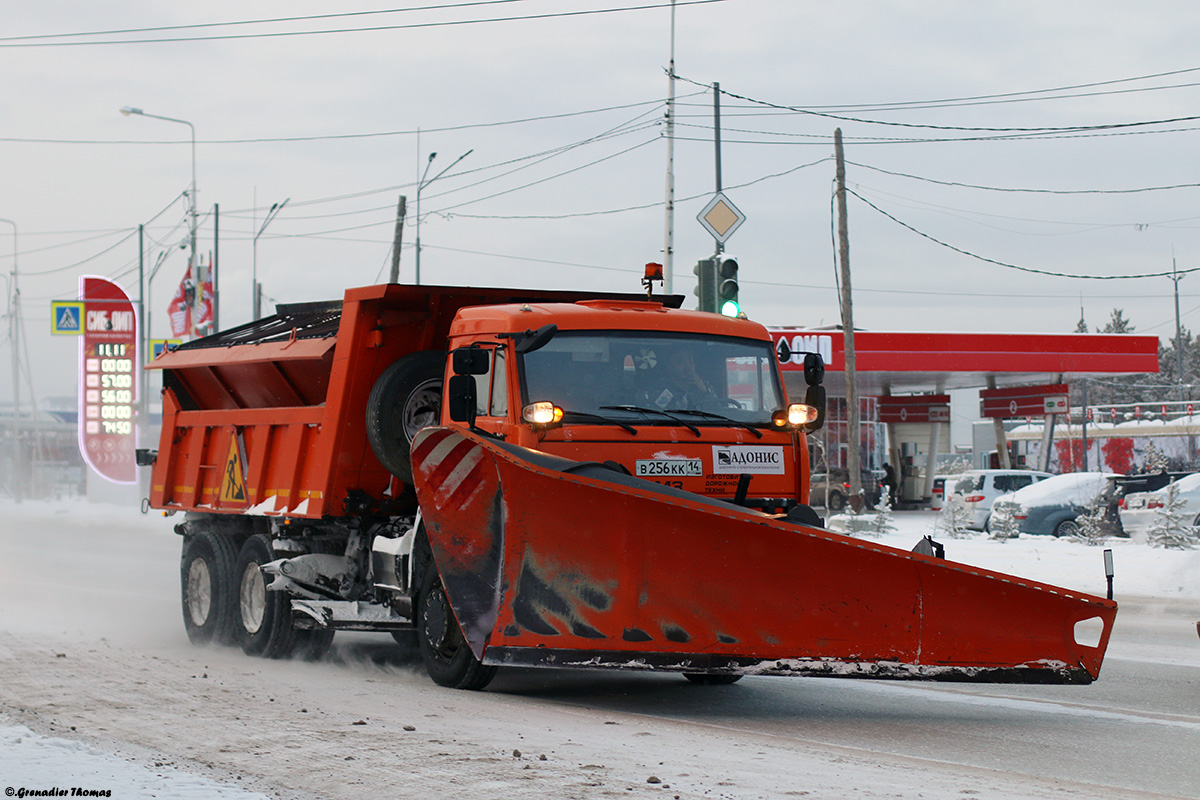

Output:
xmin=220 ymin=434 xmax=247 ymax=504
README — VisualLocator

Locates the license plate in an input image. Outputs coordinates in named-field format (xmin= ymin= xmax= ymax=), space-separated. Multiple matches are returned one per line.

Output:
xmin=635 ymin=458 xmax=703 ymax=477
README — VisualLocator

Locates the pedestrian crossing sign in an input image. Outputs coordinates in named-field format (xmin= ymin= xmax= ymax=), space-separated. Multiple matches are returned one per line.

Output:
xmin=51 ymin=301 xmax=85 ymax=335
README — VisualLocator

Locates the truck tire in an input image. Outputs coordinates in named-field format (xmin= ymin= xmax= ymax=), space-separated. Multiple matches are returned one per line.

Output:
xmin=181 ymin=531 xmax=238 ymax=646
xmin=235 ymin=533 xmax=300 ymax=659
xmin=417 ymin=567 xmax=497 ymax=690
xmin=366 ymin=351 xmax=445 ymax=484
xmin=683 ymin=673 xmax=742 ymax=685
xmin=292 ymin=628 xmax=336 ymax=662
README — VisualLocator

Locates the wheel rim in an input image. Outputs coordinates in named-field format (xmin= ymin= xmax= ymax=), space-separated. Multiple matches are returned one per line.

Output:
xmin=186 ymin=559 xmax=212 ymax=627
xmin=422 ymin=584 xmax=461 ymax=660
xmin=1058 ymin=521 xmax=1079 ymax=537
xmin=403 ymin=380 xmax=443 ymax=442
xmin=240 ymin=562 xmax=267 ymax=635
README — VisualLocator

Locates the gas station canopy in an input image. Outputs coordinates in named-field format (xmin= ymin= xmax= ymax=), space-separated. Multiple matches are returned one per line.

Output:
xmin=768 ymin=328 xmax=1160 ymax=397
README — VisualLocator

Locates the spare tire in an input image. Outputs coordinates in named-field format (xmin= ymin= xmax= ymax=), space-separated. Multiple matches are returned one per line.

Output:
xmin=366 ymin=350 xmax=445 ymax=484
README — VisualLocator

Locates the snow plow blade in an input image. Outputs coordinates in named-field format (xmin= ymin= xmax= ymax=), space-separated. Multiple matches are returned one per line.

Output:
xmin=411 ymin=427 xmax=1117 ymax=684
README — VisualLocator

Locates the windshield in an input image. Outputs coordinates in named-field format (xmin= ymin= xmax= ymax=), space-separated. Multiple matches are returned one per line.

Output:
xmin=520 ymin=331 xmax=785 ymax=424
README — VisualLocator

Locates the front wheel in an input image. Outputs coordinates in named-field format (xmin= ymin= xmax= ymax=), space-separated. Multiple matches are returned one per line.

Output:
xmin=683 ymin=673 xmax=742 ymax=685
xmin=417 ymin=569 xmax=497 ymax=690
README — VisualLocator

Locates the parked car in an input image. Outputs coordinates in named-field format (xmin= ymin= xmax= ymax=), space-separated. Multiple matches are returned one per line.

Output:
xmin=1118 ymin=472 xmax=1200 ymax=543
xmin=930 ymin=473 xmax=963 ymax=511
xmin=810 ymin=468 xmax=882 ymax=512
xmin=947 ymin=469 xmax=1052 ymax=530
xmin=992 ymin=472 xmax=1120 ymax=537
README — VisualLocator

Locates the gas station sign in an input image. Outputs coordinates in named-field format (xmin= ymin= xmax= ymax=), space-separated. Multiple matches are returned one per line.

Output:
xmin=879 ymin=394 xmax=951 ymax=424
xmin=78 ymin=276 xmax=138 ymax=484
xmin=980 ymin=383 xmax=1070 ymax=419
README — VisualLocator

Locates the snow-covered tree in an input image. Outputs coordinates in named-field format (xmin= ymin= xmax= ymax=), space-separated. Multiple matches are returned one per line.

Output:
xmin=1142 ymin=441 xmax=1169 ymax=474
xmin=988 ymin=500 xmax=1021 ymax=542
xmin=935 ymin=496 xmax=973 ymax=539
xmin=871 ymin=494 xmax=898 ymax=536
xmin=1073 ymin=500 xmax=1110 ymax=546
xmin=1147 ymin=482 xmax=1199 ymax=550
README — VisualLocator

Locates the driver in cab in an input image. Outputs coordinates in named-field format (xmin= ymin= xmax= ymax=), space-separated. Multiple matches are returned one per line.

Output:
xmin=650 ymin=347 xmax=717 ymax=409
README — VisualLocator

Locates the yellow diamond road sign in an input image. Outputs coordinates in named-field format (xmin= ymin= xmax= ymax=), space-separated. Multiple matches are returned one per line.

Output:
xmin=697 ymin=192 xmax=746 ymax=243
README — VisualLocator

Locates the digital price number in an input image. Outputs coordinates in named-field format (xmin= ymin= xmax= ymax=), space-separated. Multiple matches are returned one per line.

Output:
xmin=85 ymin=343 xmax=135 ymax=436
xmin=77 ymin=276 xmax=139 ymax=485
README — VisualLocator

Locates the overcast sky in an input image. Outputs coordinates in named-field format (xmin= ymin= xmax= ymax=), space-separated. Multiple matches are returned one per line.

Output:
xmin=3 ymin=0 xmax=1200 ymax=405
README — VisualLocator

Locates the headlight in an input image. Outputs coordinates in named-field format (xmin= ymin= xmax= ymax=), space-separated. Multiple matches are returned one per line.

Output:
xmin=522 ymin=401 xmax=564 ymax=427
xmin=772 ymin=403 xmax=818 ymax=428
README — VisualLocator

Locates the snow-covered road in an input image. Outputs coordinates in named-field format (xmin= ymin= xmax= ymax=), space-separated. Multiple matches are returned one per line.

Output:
xmin=1 ymin=500 xmax=1197 ymax=799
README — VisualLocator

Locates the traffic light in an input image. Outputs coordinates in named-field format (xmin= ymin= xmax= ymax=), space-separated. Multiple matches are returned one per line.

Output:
xmin=717 ymin=256 xmax=740 ymax=317
xmin=693 ymin=257 xmax=717 ymax=313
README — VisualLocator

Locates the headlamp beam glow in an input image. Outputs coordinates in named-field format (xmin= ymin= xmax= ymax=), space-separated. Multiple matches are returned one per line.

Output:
xmin=773 ymin=403 xmax=818 ymax=428
xmin=522 ymin=401 xmax=564 ymax=426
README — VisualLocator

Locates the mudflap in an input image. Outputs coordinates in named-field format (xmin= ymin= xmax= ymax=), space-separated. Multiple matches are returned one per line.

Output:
xmin=410 ymin=427 xmax=1117 ymax=684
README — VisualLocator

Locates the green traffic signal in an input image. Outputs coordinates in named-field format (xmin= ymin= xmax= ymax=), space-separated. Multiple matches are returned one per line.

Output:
xmin=717 ymin=257 xmax=739 ymax=316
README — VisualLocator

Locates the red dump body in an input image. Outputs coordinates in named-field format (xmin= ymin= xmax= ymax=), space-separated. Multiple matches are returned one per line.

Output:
xmin=147 ymin=284 xmax=668 ymax=518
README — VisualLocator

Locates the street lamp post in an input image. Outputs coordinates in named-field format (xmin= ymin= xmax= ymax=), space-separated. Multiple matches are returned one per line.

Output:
xmin=120 ymin=107 xmax=200 ymax=336
xmin=253 ymin=198 xmax=289 ymax=319
xmin=0 ymin=217 xmax=20 ymax=502
xmin=414 ymin=148 xmax=471 ymax=285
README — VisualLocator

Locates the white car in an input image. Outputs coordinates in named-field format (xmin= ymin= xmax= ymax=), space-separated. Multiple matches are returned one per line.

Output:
xmin=1118 ymin=473 xmax=1200 ymax=543
xmin=948 ymin=469 xmax=1052 ymax=530
xmin=930 ymin=474 xmax=960 ymax=511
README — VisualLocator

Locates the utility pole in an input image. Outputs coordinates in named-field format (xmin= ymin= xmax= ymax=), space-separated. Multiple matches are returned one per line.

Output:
xmin=212 ymin=203 xmax=219 ymax=332
xmin=833 ymin=129 xmax=862 ymax=508
xmin=1172 ymin=255 xmax=1185 ymax=401
xmin=1 ymin=217 xmax=20 ymax=502
xmin=389 ymin=195 xmax=408 ymax=283
xmin=661 ymin=0 xmax=677 ymax=293
xmin=712 ymin=82 xmax=723 ymax=257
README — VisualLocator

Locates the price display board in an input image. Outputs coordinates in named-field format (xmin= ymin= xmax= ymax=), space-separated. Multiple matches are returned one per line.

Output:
xmin=79 ymin=276 xmax=138 ymax=484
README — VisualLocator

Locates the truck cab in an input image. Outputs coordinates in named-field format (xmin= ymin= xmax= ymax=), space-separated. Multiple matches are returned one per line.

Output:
xmin=443 ymin=298 xmax=814 ymax=511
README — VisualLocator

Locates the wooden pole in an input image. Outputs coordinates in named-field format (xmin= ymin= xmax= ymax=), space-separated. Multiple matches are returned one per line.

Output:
xmin=389 ymin=195 xmax=408 ymax=284
xmin=834 ymin=128 xmax=862 ymax=509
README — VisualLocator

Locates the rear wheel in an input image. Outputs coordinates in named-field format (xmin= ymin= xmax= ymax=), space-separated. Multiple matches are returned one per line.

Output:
xmin=235 ymin=534 xmax=300 ymax=658
xmin=181 ymin=531 xmax=238 ymax=645
xmin=683 ymin=673 xmax=742 ymax=685
xmin=1054 ymin=519 xmax=1081 ymax=538
xmin=417 ymin=569 xmax=497 ymax=690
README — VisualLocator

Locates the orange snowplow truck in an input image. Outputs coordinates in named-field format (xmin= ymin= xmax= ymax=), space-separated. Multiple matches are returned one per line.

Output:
xmin=146 ymin=280 xmax=1116 ymax=690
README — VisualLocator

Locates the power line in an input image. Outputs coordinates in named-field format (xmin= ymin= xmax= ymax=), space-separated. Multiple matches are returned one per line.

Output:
xmin=760 ymin=65 xmax=1200 ymax=112
xmin=847 ymin=160 xmax=1200 ymax=195
xmin=846 ymin=187 xmax=1200 ymax=281
xmin=0 ymin=95 xmax=699 ymax=146
xmin=0 ymin=1 xmax=537 ymax=41
xmin=0 ymin=1 xmax=727 ymax=47
xmin=675 ymin=73 xmax=1200 ymax=135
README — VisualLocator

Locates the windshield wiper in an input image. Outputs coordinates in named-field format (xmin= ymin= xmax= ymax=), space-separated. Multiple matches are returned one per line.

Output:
xmin=599 ymin=405 xmax=701 ymax=437
xmin=671 ymin=409 xmax=764 ymax=438
xmin=561 ymin=410 xmax=638 ymax=435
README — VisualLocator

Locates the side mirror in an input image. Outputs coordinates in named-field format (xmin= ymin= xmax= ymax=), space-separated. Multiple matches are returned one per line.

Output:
xmin=446 ymin=374 xmax=477 ymax=426
xmin=803 ymin=352 xmax=825 ymax=387
xmin=515 ymin=324 xmax=557 ymax=355
xmin=452 ymin=346 xmax=490 ymax=376
xmin=804 ymin=384 xmax=826 ymax=431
